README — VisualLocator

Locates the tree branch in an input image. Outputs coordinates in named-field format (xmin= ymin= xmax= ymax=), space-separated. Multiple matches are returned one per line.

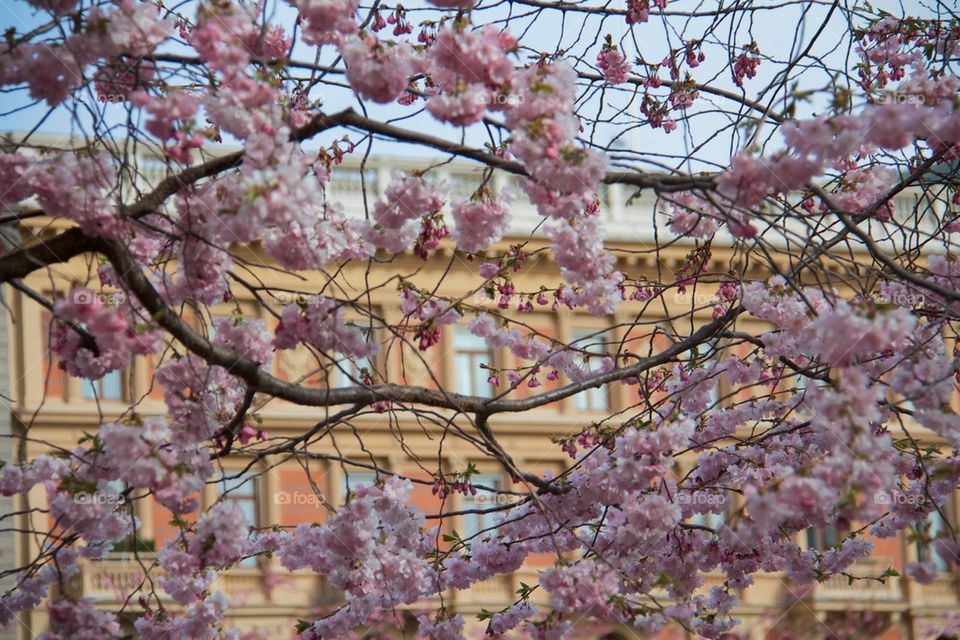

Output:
xmin=97 ymin=236 xmax=738 ymax=415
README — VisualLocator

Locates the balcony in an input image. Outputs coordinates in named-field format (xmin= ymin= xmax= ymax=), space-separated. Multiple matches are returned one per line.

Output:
xmin=68 ymin=553 xmax=326 ymax=614
xmin=776 ymin=558 xmax=906 ymax=612
xmin=908 ymin=573 xmax=960 ymax=609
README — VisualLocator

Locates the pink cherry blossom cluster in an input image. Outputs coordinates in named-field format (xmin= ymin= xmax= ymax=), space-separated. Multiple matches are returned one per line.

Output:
xmin=48 ymin=480 xmax=133 ymax=554
xmin=0 ymin=547 xmax=79 ymax=627
xmin=291 ymin=0 xmax=359 ymax=45
xmin=400 ymin=287 xmax=462 ymax=350
xmin=468 ymin=314 xmax=614 ymax=386
xmin=51 ymin=287 xmax=164 ymax=380
xmin=212 ymin=316 xmax=274 ymax=365
xmin=369 ymin=172 xmax=448 ymax=254
xmin=130 ymin=89 xmax=203 ymax=163
xmin=413 ymin=310 xmax=960 ymax=635
xmin=96 ymin=419 xmax=213 ymax=514
xmin=0 ymin=152 xmax=118 ymax=238
xmin=0 ymin=455 xmax=68 ymax=496
xmin=38 ymin=597 xmax=123 ymax=640
xmin=667 ymin=192 xmax=723 ymax=238
xmin=732 ymin=46 xmax=761 ymax=87
xmin=25 ymin=0 xmax=77 ymax=15
xmin=135 ymin=592 xmax=237 ymax=640
xmin=416 ymin=613 xmax=465 ymax=640
xmin=499 ymin=61 xmax=622 ymax=314
xmin=545 ymin=217 xmax=624 ymax=315
xmin=450 ymin=190 xmax=513 ymax=253
xmin=426 ymin=25 xmax=517 ymax=126
xmin=487 ymin=601 xmax=538 ymax=635
xmin=185 ymin=501 xmax=252 ymax=567
xmin=155 ymin=354 xmax=249 ymax=443
xmin=274 ymin=295 xmax=378 ymax=358
xmin=686 ymin=97 xmax=960 ymax=238
xmin=506 ymin=63 xmax=607 ymax=217
xmin=854 ymin=17 xmax=959 ymax=92
xmin=157 ymin=547 xmax=216 ymax=605
xmin=401 ymin=288 xmax=463 ymax=326
xmin=0 ymin=0 xmax=171 ymax=106
xmin=342 ymin=36 xmax=416 ymax=104
xmin=597 ymin=43 xmax=631 ymax=85
xmin=277 ymin=478 xmax=436 ymax=636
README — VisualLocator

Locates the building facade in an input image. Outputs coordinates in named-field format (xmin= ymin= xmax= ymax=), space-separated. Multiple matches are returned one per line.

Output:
xmin=1 ymin=149 xmax=957 ymax=639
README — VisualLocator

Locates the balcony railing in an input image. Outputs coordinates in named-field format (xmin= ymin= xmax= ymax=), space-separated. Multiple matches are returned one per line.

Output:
xmin=69 ymin=554 xmax=325 ymax=611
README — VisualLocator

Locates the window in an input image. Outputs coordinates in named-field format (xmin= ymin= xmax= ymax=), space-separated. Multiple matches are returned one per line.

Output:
xmin=216 ymin=471 xmax=258 ymax=567
xmin=680 ymin=338 xmax=722 ymax=409
xmin=688 ymin=509 xmax=726 ymax=531
xmin=917 ymin=508 xmax=951 ymax=571
xmin=82 ymin=369 xmax=123 ymax=401
xmin=794 ymin=348 xmax=824 ymax=397
xmin=333 ymin=352 xmax=374 ymax=387
xmin=340 ymin=469 xmax=381 ymax=498
xmin=454 ymin=328 xmax=493 ymax=396
xmin=331 ymin=323 xmax=376 ymax=387
xmin=330 ymin=168 xmax=378 ymax=195
xmin=805 ymin=526 xmax=840 ymax=551
xmin=461 ymin=473 xmax=502 ymax=540
xmin=571 ymin=329 xmax=609 ymax=412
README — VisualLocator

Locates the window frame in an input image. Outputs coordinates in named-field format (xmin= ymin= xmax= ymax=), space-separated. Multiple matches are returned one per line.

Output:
xmin=214 ymin=467 xmax=261 ymax=569
xmin=81 ymin=368 xmax=126 ymax=402
xmin=916 ymin=500 xmax=954 ymax=572
xmin=460 ymin=471 xmax=504 ymax=541
xmin=453 ymin=327 xmax=495 ymax=397
xmin=570 ymin=328 xmax=612 ymax=413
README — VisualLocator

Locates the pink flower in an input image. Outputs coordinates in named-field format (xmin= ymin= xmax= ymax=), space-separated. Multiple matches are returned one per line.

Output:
xmin=132 ymin=89 xmax=201 ymax=141
xmin=540 ymin=561 xmax=621 ymax=618
xmin=25 ymin=0 xmax=77 ymax=15
xmin=374 ymin=172 xmax=447 ymax=230
xmin=186 ymin=502 xmax=251 ymax=567
xmin=430 ymin=26 xmax=515 ymax=91
xmin=478 ymin=262 xmax=502 ymax=278
xmin=0 ymin=153 xmax=32 ymax=205
xmin=51 ymin=287 xmax=164 ymax=380
xmin=597 ymin=45 xmax=630 ymax=84
xmin=425 ymin=87 xmax=488 ymax=126
xmin=274 ymin=295 xmax=379 ymax=359
xmin=341 ymin=36 xmax=414 ymax=103
xmin=416 ymin=613 xmax=465 ymax=640
xmin=906 ymin=561 xmax=939 ymax=584
xmin=212 ymin=316 xmax=273 ymax=364
xmin=24 ymin=153 xmax=118 ymax=237
xmin=488 ymin=602 xmax=537 ymax=635
xmin=733 ymin=47 xmax=761 ymax=87
xmin=668 ymin=192 xmax=721 ymax=238
xmin=626 ymin=0 xmax=650 ymax=23
xmin=39 ymin=598 xmax=122 ymax=640
xmin=292 ymin=0 xmax=359 ymax=45
xmin=450 ymin=192 xmax=512 ymax=253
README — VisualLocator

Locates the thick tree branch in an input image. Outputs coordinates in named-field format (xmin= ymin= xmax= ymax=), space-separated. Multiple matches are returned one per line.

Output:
xmin=97 ymin=236 xmax=737 ymax=414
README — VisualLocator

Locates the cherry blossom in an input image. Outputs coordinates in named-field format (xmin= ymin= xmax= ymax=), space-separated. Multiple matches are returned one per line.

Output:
xmin=597 ymin=42 xmax=631 ymax=84
xmin=341 ymin=36 xmax=415 ymax=103
xmin=450 ymin=190 xmax=512 ymax=252
xmin=39 ymin=598 xmax=122 ymax=640
xmin=292 ymin=0 xmax=359 ymax=44
xmin=2 ymin=2 xmax=960 ymax=639
xmin=51 ymin=288 xmax=164 ymax=380
xmin=274 ymin=295 xmax=378 ymax=359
